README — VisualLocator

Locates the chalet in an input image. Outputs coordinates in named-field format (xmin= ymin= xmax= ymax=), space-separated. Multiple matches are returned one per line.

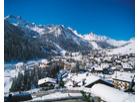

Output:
xmin=112 ymin=71 xmax=135 ymax=91
xmin=38 ymin=77 xmax=56 ymax=88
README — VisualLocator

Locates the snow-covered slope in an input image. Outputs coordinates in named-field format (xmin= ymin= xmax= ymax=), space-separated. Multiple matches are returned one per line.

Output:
xmin=83 ymin=32 xmax=129 ymax=49
xmin=107 ymin=38 xmax=135 ymax=55
xmin=4 ymin=76 xmax=13 ymax=93
xmin=4 ymin=62 xmax=26 ymax=93
xmin=91 ymin=83 xmax=135 ymax=102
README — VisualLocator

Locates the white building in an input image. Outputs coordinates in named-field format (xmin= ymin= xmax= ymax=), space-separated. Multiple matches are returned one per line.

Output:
xmin=38 ymin=77 xmax=56 ymax=87
xmin=112 ymin=71 xmax=135 ymax=90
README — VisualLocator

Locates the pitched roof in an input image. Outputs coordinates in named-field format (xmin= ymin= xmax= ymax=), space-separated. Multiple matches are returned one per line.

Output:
xmin=112 ymin=71 xmax=134 ymax=82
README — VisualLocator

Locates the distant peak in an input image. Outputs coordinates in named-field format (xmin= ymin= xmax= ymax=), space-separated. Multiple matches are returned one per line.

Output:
xmin=5 ymin=15 xmax=37 ymax=28
xmin=129 ymin=37 xmax=135 ymax=42
xmin=5 ymin=15 xmax=22 ymax=20
xmin=83 ymin=32 xmax=109 ymax=41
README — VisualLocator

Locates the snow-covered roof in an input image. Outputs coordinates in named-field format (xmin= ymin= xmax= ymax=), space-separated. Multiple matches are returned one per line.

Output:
xmin=38 ymin=77 xmax=56 ymax=85
xmin=84 ymin=75 xmax=100 ymax=86
xmin=66 ymin=73 xmax=100 ymax=87
xmin=91 ymin=83 xmax=135 ymax=102
xmin=112 ymin=71 xmax=134 ymax=82
xmin=121 ymin=62 xmax=132 ymax=69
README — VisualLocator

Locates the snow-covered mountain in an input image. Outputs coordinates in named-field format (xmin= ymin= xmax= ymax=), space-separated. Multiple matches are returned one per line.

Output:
xmin=82 ymin=32 xmax=131 ymax=49
xmin=4 ymin=15 xmax=135 ymax=61
xmin=4 ymin=15 xmax=82 ymax=39
xmin=4 ymin=15 xmax=93 ymax=61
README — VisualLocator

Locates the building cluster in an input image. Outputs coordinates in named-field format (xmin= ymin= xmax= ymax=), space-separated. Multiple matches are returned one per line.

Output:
xmin=6 ymin=50 xmax=135 ymax=102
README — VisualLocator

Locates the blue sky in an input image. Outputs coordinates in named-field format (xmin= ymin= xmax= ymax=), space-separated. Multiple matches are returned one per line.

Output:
xmin=5 ymin=0 xmax=135 ymax=40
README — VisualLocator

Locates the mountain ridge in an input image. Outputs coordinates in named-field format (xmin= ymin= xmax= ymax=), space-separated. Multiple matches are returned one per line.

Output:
xmin=4 ymin=15 xmax=135 ymax=61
